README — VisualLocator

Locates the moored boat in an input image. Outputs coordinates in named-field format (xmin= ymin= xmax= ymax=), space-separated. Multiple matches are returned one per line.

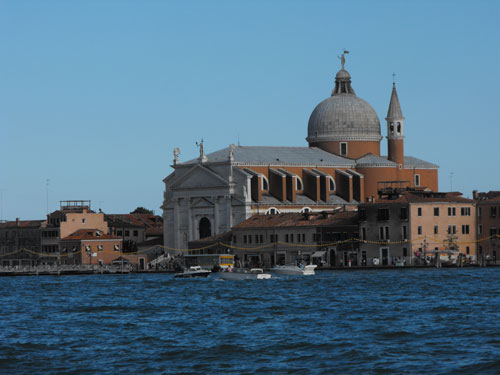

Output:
xmin=218 ymin=268 xmax=271 ymax=280
xmin=271 ymin=264 xmax=316 ymax=276
xmin=174 ymin=265 xmax=211 ymax=278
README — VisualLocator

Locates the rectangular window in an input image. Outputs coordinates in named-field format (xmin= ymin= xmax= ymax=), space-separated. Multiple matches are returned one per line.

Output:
xmin=403 ymin=248 xmax=408 ymax=257
xmin=260 ymin=235 xmax=263 ymax=243
xmin=255 ymin=235 xmax=259 ymax=243
xmin=248 ymin=235 xmax=252 ymax=244
xmin=418 ymin=207 xmax=422 ymax=216
xmin=377 ymin=208 xmax=390 ymax=221
xmin=461 ymin=207 xmax=471 ymax=216
xmin=285 ymin=234 xmax=289 ymax=243
xmin=402 ymin=225 xmax=407 ymax=239
xmin=418 ymin=226 xmax=422 ymax=235
xmin=490 ymin=227 xmax=497 ymax=236
xmin=379 ymin=226 xmax=389 ymax=240
xmin=434 ymin=226 xmax=438 ymax=235
xmin=466 ymin=246 xmax=470 ymax=255
xmin=359 ymin=209 xmax=367 ymax=221
xmin=340 ymin=142 xmax=347 ymax=156
xmin=491 ymin=207 xmax=497 ymax=217
xmin=133 ymin=230 xmax=138 ymax=236
xmin=414 ymin=174 xmax=420 ymax=187
xmin=448 ymin=225 xmax=457 ymax=234
xmin=361 ymin=227 xmax=366 ymax=240
xmin=400 ymin=207 xmax=408 ymax=220
xmin=290 ymin=234 xmax=294 ymax=243
xmin=117 ymin=230 xmax=123 ymax=236
xmin=434 ymin=207 xmax=439 ymax=216
xmin=478 ymin=225 xmax=482 ymax=235
xmin=478 ymin=207 xmax=482 ymax=217
xmin=462 ymin=225 xmax=470 ymax=235
xmin=448 ymin=207 xmax=456 ymax=216
xmin=82 ymin=218 xmax=86 ymax=224
xmin=125 ymin=230 xmax=130 ymax=236
xmin=243 ymin=235 xmax=247 ymax=244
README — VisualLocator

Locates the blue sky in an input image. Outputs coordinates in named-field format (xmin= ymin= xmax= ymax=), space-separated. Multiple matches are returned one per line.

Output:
xmin=1 ymin=0 xmax=499 ymax=220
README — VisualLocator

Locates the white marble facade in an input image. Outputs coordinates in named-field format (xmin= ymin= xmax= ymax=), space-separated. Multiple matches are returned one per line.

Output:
xmin=162 ymin=155 xmax=252 ymax=251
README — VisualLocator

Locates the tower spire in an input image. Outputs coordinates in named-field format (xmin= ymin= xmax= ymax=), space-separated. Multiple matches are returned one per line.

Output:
xmin=386 ymin=79 xmax=405 ymax=166
xmin=387 ymin=81 xmax=404 ymax=119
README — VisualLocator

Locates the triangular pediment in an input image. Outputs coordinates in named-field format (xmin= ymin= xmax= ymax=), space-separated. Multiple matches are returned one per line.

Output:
xmin=171 ymin=164 xmax=229 ymax=190
xmin=191 ymin=197 xmax=215 ymax=208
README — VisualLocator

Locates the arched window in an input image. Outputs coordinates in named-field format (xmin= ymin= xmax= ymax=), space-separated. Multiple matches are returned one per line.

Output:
xmin=397 ymin=122 xmax=401 ymax=133
xmin=265 ymin=207 xmax=280 ymax=215
xmin=328 ymin=176 xmax=336 ymax=191
xmin=199 ymin=217 xmax=211 ymax=239
xmin=295 ymin=177 xmax=303 ymax=191
xmin=261 ymin=175 xmax=269 ymax=190
xmin=390 ymin=123 xmax=394 ymax=135
xmin=300 ymin=207 xmax=312 ymax=213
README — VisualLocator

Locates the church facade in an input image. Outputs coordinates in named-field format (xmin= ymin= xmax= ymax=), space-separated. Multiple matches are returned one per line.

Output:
xmin=162 ymin=59 xmax=439 ymax=250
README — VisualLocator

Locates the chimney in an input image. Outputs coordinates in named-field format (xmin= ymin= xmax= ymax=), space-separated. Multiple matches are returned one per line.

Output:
xmin=473 ymin=190 xmax=478 ymax=200
xmin=16 ymin=218 xmax=20 ymax=226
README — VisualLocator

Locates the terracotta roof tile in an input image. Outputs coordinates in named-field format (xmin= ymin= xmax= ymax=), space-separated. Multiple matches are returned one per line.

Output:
xmin=62 ymin=229 xmax=121 ymax=241
xmin=233 ymin=211 xmax=358 ymax=229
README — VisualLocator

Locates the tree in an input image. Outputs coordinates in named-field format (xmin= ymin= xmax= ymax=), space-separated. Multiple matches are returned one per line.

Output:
xmin=130 ymin=207 xmax=154 ymax=214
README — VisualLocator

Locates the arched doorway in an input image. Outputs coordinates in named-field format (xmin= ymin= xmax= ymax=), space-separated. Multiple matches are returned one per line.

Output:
xmin=199 ymin=217 xmax=211 ymax=239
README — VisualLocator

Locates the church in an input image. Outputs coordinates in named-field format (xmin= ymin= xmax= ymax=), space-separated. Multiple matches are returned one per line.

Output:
xmin=162 ymin=56 xmax=439 ymax=250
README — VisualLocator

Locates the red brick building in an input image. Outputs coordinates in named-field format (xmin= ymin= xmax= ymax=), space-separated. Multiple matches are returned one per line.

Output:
xmin=163 ymin=55 xmax=439 ymax=250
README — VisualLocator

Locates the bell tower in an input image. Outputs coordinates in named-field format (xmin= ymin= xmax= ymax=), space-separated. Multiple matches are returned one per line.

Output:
xmin=386 ymin=78 xmax=405 ymax=166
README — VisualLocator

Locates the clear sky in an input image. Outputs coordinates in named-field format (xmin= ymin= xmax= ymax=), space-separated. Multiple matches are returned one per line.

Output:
xmin=1 ymin=0 xmax=499 ymax=220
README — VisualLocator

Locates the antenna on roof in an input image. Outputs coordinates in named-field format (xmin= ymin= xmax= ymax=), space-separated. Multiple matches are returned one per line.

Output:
xmin=46 ymin=179 xmax=50 ymax=214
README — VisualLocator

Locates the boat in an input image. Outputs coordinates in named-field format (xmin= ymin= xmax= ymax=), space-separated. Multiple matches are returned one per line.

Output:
xmin=271 ymin=264 xmax=317 ymax=276
xmin=218 ymin=268 xmax=271 ymax=280
xmin=174 ymin=265 xmax=211 ymax=278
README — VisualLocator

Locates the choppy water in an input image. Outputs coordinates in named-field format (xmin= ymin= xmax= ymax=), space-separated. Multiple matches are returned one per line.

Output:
xmin=1 ymin=268 xmax=499 ymax=375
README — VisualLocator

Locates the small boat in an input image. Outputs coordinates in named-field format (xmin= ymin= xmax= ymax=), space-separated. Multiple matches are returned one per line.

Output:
xmin=271 ymin=264 xmax=317 ymax=276
xmin=218 ymin=268 xmax=271 ymax=280
xmin=174 ymin=265 xmax=211 ymax=278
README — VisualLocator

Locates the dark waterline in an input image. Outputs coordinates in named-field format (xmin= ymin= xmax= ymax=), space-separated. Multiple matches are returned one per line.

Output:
xmin=1 ymin=268 xmax=499 ymax=375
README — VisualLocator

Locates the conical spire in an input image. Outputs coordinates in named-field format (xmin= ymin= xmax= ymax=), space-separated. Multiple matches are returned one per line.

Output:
xmin=386 ymin=83 xmax=404 ymax=119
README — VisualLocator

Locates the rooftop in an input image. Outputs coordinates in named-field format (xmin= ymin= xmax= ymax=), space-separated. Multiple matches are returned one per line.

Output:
xmin=233 ymin=211 xmax=359 ymax=229
xmin=62 ymin=229 xmax=121 ymax=241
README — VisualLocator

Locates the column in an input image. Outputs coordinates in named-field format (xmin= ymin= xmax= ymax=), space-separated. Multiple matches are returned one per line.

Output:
xmin=214 ymin=196 xmax=219 ymax=235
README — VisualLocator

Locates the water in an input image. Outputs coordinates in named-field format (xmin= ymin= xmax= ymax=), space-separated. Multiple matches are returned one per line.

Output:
xmin=1 ymin=268 xmax=499 ymax=375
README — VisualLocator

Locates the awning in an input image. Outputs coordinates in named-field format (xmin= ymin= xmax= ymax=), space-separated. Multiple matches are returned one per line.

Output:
xmin=311 ymin=251 xmax=326 ymax=258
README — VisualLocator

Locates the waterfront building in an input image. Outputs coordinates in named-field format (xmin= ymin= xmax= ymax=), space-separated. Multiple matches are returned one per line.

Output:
xmin=41 ymin=200 xmax=109 ymax=257
xmin=0 ymin=219 xmax=44 ymax=267
xmin=229 ymin=210 xmax=359 ymax=268
xmin=60 ymin=229 xmax=122 ymax=266
xmin=474 ymin=190 xmax=500 ymax=264
xmin=105 ymin=213 xmax=163 ymax=252
xmin=162 ymin=55 xmax=439 ymax=251
xmin=359 ymin=188 xmax=477 ymax=266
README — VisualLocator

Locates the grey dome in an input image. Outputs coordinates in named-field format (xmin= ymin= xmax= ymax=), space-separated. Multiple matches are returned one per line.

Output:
xmin=307 ymin=69 xmax=382 ymax=143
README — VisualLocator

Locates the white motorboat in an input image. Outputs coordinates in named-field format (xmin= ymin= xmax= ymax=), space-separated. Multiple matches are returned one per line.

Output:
xmin=174 ymin=265 xmax=211 ymax=278
xmin=218 ymin=268 xmax=271 ymax=280
xmin=271 ymin=264 xmax=317 ymax=276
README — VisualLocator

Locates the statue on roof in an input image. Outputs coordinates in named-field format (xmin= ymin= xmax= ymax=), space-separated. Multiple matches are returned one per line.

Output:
xmin=338 ymin=50 xmax=349 ymax=70
xmin=228 ymin=144 xmax=235 ymax=161
xmin=196 ymin=139 xmax=205 ymax=158
xmin=173 ymin=147 xmax=180 ymax=165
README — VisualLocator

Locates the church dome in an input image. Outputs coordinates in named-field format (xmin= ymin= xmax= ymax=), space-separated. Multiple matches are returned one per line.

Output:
xmin=307 ymin=69 xmax=382 ymax=143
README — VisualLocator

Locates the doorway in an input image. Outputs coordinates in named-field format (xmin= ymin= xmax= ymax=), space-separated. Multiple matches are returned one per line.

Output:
xmin=381 ymin=247 xmax=389 ymax=266
xmin=199 ymin=217 xmax=211 ymax=239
